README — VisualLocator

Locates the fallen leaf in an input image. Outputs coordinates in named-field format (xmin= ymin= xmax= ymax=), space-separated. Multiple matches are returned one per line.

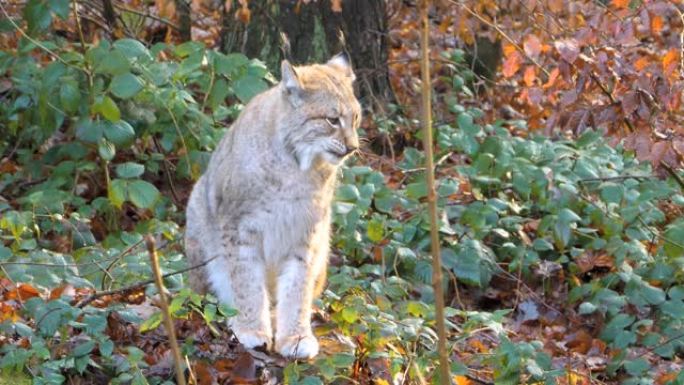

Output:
xmin=502 ymin=51 xmax=522 ymax=78
xmin=555 ymin=39 xmax=580 ymax=64
xmin=524 ymin=34 xmax=542 ymax=58
xmin=612 ymin=0 xmax=629 ymax=9
xmin=543 ymin=68 xmax=560 ymax=89
xmin=634 ymin=56 xmax=650 ymax=71
xmin=651 ymin=15 xmax=664 ymax=34
xmin=662 ymin=49 xmax=679 ymax=78
xmin=524 ymin=65 xmax=536 ymax=86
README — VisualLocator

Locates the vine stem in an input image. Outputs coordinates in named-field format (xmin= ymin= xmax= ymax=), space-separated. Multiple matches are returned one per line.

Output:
xmin=419 ymin=1 xmax=451 ymax=384
xmin=146 ymin=235 xmax=186 ymax=385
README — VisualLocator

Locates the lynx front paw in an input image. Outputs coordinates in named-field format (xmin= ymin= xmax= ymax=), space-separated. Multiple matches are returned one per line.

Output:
xmin=233 ymin=328 xmax=272 ymax=350
xmin=275 ymin=334 xmax=319 ymax=359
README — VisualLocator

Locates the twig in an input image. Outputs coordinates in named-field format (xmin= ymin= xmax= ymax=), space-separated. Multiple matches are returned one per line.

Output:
xmin=146 ymin=235 xmax=186 ymax=385
xmin=419 ymin=2 xmax=451 ymax=385
xmin=578 ymin=175 xmax=654 ymax=183
xmin=76 ymin=254 xmax=218 ymax=308
xmin=588 ymin=72 xmax=634 ymax=133
xmin=452 ymin=0 xmax=550 ymax=78
xmin=112 ymin=1 xmax=180 ymax=30
xmin=152 ymin=137 xmax=182 ymax=208
xmin=661 ymin=160 xmax=684 ymax=190
xmin=101 ymin=238 xmax=147 ymax=290
xmin=0 ymin=2 xmax=84 ymax=74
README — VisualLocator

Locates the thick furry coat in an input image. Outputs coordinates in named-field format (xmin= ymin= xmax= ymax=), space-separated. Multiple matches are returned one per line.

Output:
xmin=185 ymin=55 xmax=360 ymax=359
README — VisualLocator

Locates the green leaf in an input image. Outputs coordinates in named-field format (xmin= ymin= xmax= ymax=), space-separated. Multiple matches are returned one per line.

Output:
xmin=92 ymin=96 xmax=121 ymax=122
xmin=75 ymin=118 xmax=103 ymax=143
xmin=578 ymin=302 xmax=597 ymax=314
xmin=98 ymin=139 xmax=116 ymax=161
xmin=73 ymin=340 xmax=96 ymax=357
xmin=664 ymin=221 xmax=684 ymax=258
xmin=218 ymin=304 xmax=238 ymax=318
xmin=367 ymin=218 xmax=384 ymax=243
xmin=49 ymin=0 xmax=70 ymax=19
xmin=59 ymin=80 xmax=81 ymax=113
xmin=139 ymin=312 xmax=163 ymax=332
xmin=406 ymin=182 xmax=428 ymax=200
xmin=553 ymin=221 xmax=572 ymax=249
xmin=207 ymin=78 xmax=230 ymax=109
xmin=453 ymin=240 xmax=491 ymax=287
xmin=99 ymin=340 xmax=114 ymax=358
xmin=127 ymin=180 xmax=160 ymax=209
xmin=103 ymin=120 xmax=136 ymax=146
xmin=215 ymin=52 xmax=249 ymax=75
xmin=233 ymin=75 xmax=267 ymax=103
xmin=109 ymin=179 xmax=127 ymax=208
xmin=558 ymin=208 xmax=582 ymax=223
xmin=624 ymin=358 xmax=649 ymax=376
xmin=532 ymin=238 xmax=554 ymax=251
xmin=110 ymin=73 xmax=143 ymax=99
xmin=116 ymin=162 xmax=145 ymax=179
xmin=330 ymin=353 xmax=355 ymax=368
xmin=600 ymin=183 xmax=624 ymax=204
xmin=113 ymin=39 xmax=151 ymax=60
xmin=24 ymin=0 xmax=52 ymax=34
xmin=336 ymin=184 xmax=360 ymax=201
xmin=341 ymin=307 xmax=359 ymax=323
xmin=300 ymin=376 xmax=324 ymax=385
xmin=94 ymin=49 xmax=130 ymax=75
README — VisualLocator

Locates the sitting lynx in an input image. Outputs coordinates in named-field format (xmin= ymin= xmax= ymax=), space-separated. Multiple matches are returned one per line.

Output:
xmin=185 ymin=54 xmax=361 ymax=359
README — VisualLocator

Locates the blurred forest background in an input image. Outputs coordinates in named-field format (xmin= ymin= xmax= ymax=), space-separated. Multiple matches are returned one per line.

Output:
xmin=1 ymin=1 xmax=684 ymax=384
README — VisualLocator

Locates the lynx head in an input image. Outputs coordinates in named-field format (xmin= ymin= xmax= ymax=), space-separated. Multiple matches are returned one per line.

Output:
xmin=280 ymin=53 xmax=361 ymax=171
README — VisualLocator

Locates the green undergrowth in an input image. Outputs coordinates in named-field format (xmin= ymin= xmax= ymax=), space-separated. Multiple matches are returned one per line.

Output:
xmin=1 ymin=11 xmax=684 ymax=384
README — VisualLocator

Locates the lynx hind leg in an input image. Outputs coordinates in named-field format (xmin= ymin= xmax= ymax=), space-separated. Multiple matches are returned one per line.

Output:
xmin=185 ymin=236 xmax=209 ymax=294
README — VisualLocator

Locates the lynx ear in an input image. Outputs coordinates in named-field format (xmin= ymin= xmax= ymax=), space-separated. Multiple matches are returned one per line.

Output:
xmin=281 ymin=60 xmax=301 ymax=93
xmin=327 ymin=52 xmax=355 ymax=81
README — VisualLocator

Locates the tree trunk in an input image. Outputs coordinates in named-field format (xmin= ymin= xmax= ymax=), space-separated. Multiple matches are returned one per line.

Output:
xmin=174 ymin=0 xmax=192 ymax=42
xmin=320 ymin=0 xmax=396 ymax=111
xmin=219 ymin=0 xmax=396 ymax=111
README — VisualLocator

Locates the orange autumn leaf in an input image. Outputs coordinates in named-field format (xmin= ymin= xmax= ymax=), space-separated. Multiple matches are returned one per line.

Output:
xmin=543 ymin=67 xmax=560 ymax=89
xmin=502 ymin=51 xmax=522 ymax=78
xmin=439 ymin=15 xmax=453 ymax=34
xmin=634 ymin=56 xmax=650 ymax=71
xmin=524 ymin=65 xmax=537 ymax=86
xmin=235 ymin=7 xmax=251 ymax=23
xmin=650 ymin=15 xmax=664 ymax=34
xmin=663 ymin=49 xmax=679 ymax=78
xmin=5 ymin=283 xmax=41 ymax=300
xmin=155 ymin=0 xmax=176 ymax=19
xmin=656 ymin=372 xmax=678 ymax=385
xmin=503 ymin=43 xmax=517 ymax=57
xmin=612 ymin=0 xmax=629 ymax=9
xmin=547 ymin=0 xmax=563 ymax=13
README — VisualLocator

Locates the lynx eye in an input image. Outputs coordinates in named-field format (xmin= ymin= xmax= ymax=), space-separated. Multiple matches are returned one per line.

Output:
xmin=325 ymin=117 xmax=341 ymax=127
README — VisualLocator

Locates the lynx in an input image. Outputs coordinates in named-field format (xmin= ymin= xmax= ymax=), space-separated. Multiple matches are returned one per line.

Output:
xmin=185 ymin=54 xmax=361 ymax=359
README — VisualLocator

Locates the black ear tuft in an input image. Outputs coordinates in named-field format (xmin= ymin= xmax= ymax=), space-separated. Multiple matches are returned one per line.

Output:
xmin=281 ymin=60 xmax=303 ymax=106
xmin=326 ymin=52 xmax=355 ymax=81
